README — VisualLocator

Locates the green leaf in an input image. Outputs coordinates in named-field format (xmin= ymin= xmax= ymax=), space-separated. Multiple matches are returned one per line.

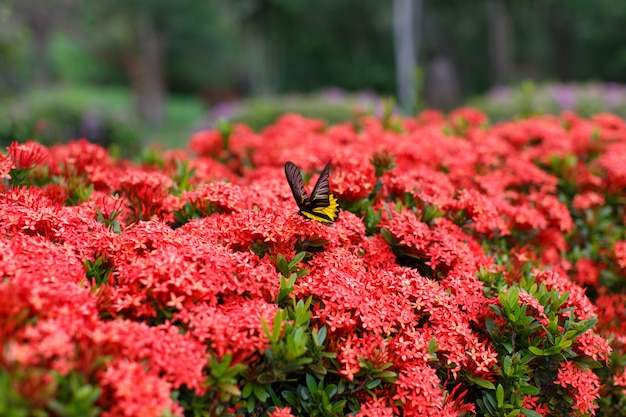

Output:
xmin=503 ymin=355 xmax=513 ymax=377
xmin=289 ymin=252 xmax=307 ymax=269
xmin=557 ymin=339 xmax=572 ymax=349
xmin=380 ymin=228 xmax=396 ymax=246
xmin=517 ymin=384 xmax=540 ymax=396
xmin=330 ymin=400 xmax=347 ymax=414
xmin=315 ymin=326 xmax=327 ymax=346
xmin=520 ymin=408 xmax=544 ymax=417
xmin=276 ymin=254 xmax=289 ymax=276
xmin=308 ymin=363 xmax=327 ymax=376
xmin=218 ymin=382 xmax=242 ymax=397
xmin=375 ymin=371 xmax=398 ymax=379
xmin=253 ymin=384 xmax=269 ymax=402
xmin=306 ymin=373 xmax=317 ymax=396
xmin=366 ymin=379 xmax=382 ymax=389
xmin=542 ymin=345 xmax=564 ymax=355
xmin=496 ymin=384 xmax=504 ymax=408
xmin=242 ymin=383 xmax=253 ymax=398
xmin=466 ymin=374 xmax=496 ymax=390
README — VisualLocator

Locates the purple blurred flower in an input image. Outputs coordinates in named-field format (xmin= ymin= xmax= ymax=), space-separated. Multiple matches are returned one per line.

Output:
xmin=548 ymin=85 xmax=577 ymax=110
xmin=320 ymin=87 xmax=347 ymax=103
xmin=210 ymin=101 xmax=240 ymax=121
xmin=488 ymin=86 xmax=514 ymax=103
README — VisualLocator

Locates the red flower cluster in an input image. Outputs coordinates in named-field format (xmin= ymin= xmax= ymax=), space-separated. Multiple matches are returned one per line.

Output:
xmin=555 ymin=362 xmax=602 ymax=416
xmin=2 ymin=108 xmax=626 ymax=416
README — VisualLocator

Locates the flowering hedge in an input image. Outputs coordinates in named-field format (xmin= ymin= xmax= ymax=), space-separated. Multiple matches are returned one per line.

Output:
xmin=1 ymin=108 xmax=626 ymax=416
xmin=472 ymin=82 xmax=626 ymax=122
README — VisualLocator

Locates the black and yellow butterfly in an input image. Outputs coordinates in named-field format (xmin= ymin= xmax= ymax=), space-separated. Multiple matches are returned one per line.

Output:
xmin=284 ymin=161 xmax=339 ymax=225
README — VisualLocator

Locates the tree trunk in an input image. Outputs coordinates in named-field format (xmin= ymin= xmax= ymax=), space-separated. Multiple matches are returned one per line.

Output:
xmin=486 ymin=0 xmax=514 ymax=86
xmin=27 ymin=7 xmax=53 ymax=86
xmin=124 ymin=13 xmax=166 ymax=125
xmin=245 ymin=24 xmax=275 ymax=96
xmin=393 ymin=0 xmax=418 ymax=114
xmin=549 ymin=6 xmax=572 ymax=80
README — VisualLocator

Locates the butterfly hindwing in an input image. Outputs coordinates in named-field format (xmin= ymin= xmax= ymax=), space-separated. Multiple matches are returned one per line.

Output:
xmin=284 ymin=161 xmax=339 ymax=225
xmin=310 ymin=193 xmax=339 ymax=223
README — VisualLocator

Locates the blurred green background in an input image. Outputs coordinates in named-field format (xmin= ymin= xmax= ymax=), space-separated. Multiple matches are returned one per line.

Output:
xmin=1 ymin=0 xmax=626 ymax=153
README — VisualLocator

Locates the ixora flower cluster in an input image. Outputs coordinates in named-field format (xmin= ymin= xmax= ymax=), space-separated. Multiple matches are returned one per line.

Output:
xmin=1 ymin=108 xmax=625 ymax=417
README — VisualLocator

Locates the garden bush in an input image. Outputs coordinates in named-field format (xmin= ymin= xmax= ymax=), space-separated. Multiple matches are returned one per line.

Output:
xmin=204 ymin=89 xmax=381 ymax=131
xmin=0 ymin=87 xmax=142 ymax=157
xmin=1 ymin=107 xmax=626 ymax=416
xmin=471 ymin=82 xmax=626 ymax=123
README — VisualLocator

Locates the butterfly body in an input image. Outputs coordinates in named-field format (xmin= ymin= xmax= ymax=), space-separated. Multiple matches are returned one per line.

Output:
xmin=284 ymin=161 xmax=339 ymax=225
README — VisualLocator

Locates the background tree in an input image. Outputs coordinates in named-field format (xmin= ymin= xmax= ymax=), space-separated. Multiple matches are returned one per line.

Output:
xmin=4 ymin=0 xmax=626 ymax=114
xmin=393 ymin=0 xmax=423 ymax=113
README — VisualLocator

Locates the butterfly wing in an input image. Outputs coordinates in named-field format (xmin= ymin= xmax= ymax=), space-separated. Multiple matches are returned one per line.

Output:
xmin=284 ymin=161 xmax=310 ymax=211
xmin=307 ymin=193 xmax=339 ymax=224
xmin=309 ymin=161 xmax=332 ymax=206
xmin=307 ymin=161 xmax=339 ymax=223
xmin=285 ymin=160 xmax=339 ymax=224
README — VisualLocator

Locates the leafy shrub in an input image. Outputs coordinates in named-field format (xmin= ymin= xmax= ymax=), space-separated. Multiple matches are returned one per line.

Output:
xmin=204 ymin=89 xmax=381 ymax=131
xmin=470 ymin=81 xmax=626 ymax=122
xmin=0 ymin=87 xmax=142 ymax=157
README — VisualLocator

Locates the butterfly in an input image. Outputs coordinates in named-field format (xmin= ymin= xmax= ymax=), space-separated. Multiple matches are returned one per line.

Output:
xmin=284 ymin=161 xmax=339 ymax=225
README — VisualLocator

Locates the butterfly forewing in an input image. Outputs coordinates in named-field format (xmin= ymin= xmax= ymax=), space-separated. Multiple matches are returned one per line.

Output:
xmin=284 ymin=161 xmax=311 ymax=210
xmin=308 ymin=161 xmax=331 ymax=207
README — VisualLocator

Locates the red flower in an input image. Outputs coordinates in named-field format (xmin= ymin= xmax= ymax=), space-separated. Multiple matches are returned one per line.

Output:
xmin=614 ymin=241 xmax=626 ymax=270
xmin=596 ymin=143 xmax=626 ymax=192
xmin=536 ymin=269 xmax=597 ymax=320
xmin=613 ymin=370 xmax=626 ymax=395
xmin=331 ymin=152 xmax=376 ymax=201
xmin=555 ymin=361 xmax=602 ymax=416
xmin=99 ymin=358 xmax=182 ymax=417
xmin=574 ymin=330 xmax=611 ymax=363
xmin=48 ymin=139 xmax=112 ymax=177
xmin=189 ymin=129 xmax=224 ymax=158
xmin=7 ymin=141 xmax=49 ymax=169
xmin=268 ymin=407 xmax=296 ymax=417
xmin=175 ymin=298 xmax=278 ymax=364
xmin=573 ymin=191 xmax=605 ymax=210
xmin=0 ymin=151 xmax=14 ymax=180
xmin=448 ymin=107 xmax=489 ymax=128
xmin=392 ymin=362 xmax=445 ymax=416
xmin=355 ymin=397 xmax=395 ymax=417
xmin=519 ymin=395 xmax=551 ymax=417
xmin=574 ymin=258 xmax=601 ymax=287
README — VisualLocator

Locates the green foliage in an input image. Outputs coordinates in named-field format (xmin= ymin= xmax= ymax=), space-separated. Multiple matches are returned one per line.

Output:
xmin=471 ymin=82 xmax=626 ymax=122
xmin=0 ymin=87 xmax=142 ymax=157
xmin=95 ymin=205 xmax=123 ymax=233
xmin=176 ymin=248 xmax=400 ymax=416
xmin=171 ymin=159 xmax=196 ymax=195
xmin=208 ymin=91 xmax=379 ymax=131
xmin=275 ymin=252 xmax=309 ymax=305
xmin=7 ymin=166 xmax=36 ymax=188
xmin=0 ymin=368 xmax=101 ymax=417
xmin=546 ymin=154 xmax=626 ymax=295
xmin=247 ymin=298 xmax=360 ymax=416
xmin=177 ymin=354 xmax=248 ymax=417
xmin=174 ymin=201 xmax=220 ymax=228
xmin=476 ymin=270 xmax=601 ymax=417
xmin=0 ymin=368 xmax=30 ymax=417
xmin=84 ymin=255 xmax=115 ymax=287
xmin=46 ymin=372 xmax=101 ymax=417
